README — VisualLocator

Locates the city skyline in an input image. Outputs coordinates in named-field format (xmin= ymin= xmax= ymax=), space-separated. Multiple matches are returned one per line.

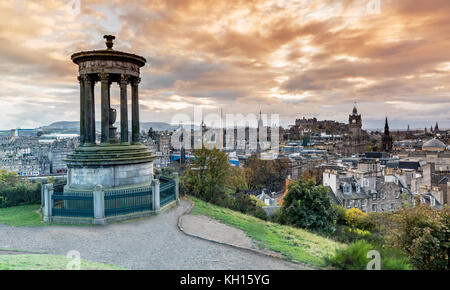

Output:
xmin=0 ymin=0 xmax=449 ymax=130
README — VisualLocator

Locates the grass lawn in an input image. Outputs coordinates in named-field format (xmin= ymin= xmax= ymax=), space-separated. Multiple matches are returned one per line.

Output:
xmin=0 ymin=254 xmax=124 ymax=270
xmin=189 ymin=196 xmax=345 ymax=268
xmin=0 ymin=204 xmax=45 ymax=227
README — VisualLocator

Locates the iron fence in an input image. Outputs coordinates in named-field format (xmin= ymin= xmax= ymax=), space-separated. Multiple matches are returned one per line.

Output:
xmin=160 ymin=177 xmax=176 ymax=207
xmin=104 ymin=187 xmax=152 ymax=217
xmin=52 ymin=191 xmax=94 ymax=218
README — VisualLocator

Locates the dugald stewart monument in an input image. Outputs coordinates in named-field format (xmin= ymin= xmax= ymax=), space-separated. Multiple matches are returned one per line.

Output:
xmin=39 ymin=36 xmax=178 ymax=224
xmin=66 ymin=35 xmax=154 ymax=191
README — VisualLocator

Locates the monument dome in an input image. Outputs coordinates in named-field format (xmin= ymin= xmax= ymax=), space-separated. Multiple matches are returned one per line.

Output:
xmin=422 ymin=138 xmax=446 ymax=152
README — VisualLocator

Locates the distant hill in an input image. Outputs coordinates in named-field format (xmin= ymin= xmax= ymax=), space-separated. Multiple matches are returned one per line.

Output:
xmin=40 ymin=121 xmax=178 ymax=133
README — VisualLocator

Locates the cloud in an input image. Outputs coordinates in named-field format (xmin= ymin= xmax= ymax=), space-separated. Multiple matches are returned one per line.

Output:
xmin=0 ymin=0 xmax=449 ymax=130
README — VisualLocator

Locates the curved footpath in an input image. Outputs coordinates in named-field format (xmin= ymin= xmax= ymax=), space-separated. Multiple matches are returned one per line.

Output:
xmin=0 ymin=199 xmax=307 ymax=270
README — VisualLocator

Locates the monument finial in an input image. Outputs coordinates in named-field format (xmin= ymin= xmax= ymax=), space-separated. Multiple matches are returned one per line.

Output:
xmin=104 ymin=35 xmax=116 ymax=49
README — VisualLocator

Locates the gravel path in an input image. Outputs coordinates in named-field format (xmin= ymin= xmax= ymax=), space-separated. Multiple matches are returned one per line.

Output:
xmin=0 ymin=200 xmax=306 ymax=270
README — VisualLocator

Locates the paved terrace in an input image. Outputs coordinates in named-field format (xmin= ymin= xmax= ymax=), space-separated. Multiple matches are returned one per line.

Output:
xmin=0 ymin=200 xmax=305 ymax=270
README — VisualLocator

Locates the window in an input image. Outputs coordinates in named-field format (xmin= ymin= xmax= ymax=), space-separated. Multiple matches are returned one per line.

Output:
xmin=381 ymin=204 xmax=386 ymax=212
xmin=372 ymin=204 xmax=377 ymax=212
xmin=381 ymin=192 xmax=386 ymax=200
xmin=343 ymin=184 xmax=351 ymax=194
xmin=391 ymin=203 xmax=395 ymax=211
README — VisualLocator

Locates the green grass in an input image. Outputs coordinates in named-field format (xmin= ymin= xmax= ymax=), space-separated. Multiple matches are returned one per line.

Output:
xmin=0 ymin=204 xmax=45 ymax=227
xmin=189 ymin=197 xmax=345 ymax=267
xmin=0 ymin=254 xmax=124 ymax=270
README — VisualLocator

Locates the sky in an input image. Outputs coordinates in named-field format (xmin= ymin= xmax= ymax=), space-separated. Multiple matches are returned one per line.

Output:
xmin=0 ymin=0 xmax=449 ymax=130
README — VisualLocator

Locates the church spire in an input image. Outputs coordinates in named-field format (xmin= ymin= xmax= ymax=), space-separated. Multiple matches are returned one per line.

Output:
xmin=384 ymin=117 xmax=389 ymax=134
xmin=382 ymin=117 xmax=393 ymax=152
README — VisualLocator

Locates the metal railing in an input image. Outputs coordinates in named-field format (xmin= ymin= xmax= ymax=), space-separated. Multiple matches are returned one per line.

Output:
xmin=52 ymin=190 xmax=94 ymax=218
xmin=160 ymin=177 xmax=176 ymax=207
xmin=104 ymin=186 xmax=152 ymax=217
xmin=44 ymin=174 xmax=178 ymax=222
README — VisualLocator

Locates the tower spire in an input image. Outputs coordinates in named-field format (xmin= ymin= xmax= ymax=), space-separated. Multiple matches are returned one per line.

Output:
xmin=384 ymin=117 xmax=389 ymax=135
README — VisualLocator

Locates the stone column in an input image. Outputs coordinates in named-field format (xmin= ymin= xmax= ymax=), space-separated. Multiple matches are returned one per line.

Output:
xmin=173 ymin=172 xmax=180 ymax=204
xmin=120 ymin=74 xmax=129 ymax=144
xmin=43 ymin=184 xmax=53 ymax=223
xmin=90 ymin=80 xmax=96 ymax=144
xmin=100 ymin=73 xmax=110 ymax=144
xmin=93 ymin=184 xmax=106 ymax=224
xmin=152 ymin=179 xmax=160 ymax=212
xmin=131 ymin=77 xmax=141 ymax=144
xmin=78 ymin=76 xmax=85 ymax=145
xmin=82 ymin=75 xmax=94 ymax=145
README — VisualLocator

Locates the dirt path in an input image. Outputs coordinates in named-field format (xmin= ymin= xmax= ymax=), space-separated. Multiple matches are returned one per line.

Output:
xmin=0 ymin=199 xmax=307 ymax=270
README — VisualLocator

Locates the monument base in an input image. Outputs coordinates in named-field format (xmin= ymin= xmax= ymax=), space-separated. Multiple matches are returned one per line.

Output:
xmin=64 ymin=144 xmax=156 ymax=191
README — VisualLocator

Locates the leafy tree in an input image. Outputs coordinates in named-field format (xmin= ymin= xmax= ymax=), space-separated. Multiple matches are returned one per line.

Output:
xmin=279 ymin=178 xmax=337 ymax=233
xmin=245 ymin=154 xmax=289 ymax=190
xmin=182 ymin=148 xmax=231 ymax=205
xmin=228 ymin=166 xmax=250 ymax=193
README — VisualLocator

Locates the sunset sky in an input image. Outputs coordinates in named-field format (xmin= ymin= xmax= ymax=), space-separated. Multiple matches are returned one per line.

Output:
xmin=0 ymin=0 xmax=449 ymax=130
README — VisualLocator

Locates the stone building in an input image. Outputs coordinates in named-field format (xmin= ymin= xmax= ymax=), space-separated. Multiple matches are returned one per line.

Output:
xmin=339 ymin=106 xmax=367 ymax=156
xmin=323 ymin=169 xmax=412 ymax=213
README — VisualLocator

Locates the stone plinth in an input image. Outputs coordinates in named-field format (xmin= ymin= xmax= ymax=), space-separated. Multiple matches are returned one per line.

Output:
xmin=67 ymin=162 xmax=153 ymax=189
xmin=64 ymin=144 xmax=155 ymax=191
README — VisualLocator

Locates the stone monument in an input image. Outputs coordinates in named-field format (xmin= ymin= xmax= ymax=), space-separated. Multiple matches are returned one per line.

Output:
xmin=64 ymin=35 xmax=155 ymax=193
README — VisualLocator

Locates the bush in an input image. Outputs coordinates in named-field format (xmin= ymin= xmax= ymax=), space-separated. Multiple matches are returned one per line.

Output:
xmin=334 ymin=205 xmax=347 ymax=226
xmin=387 ymin=201 xmax=449 ymax=270
xmin=232 ymin=193 xmax=267 ymax=220
xmin=279 ymin=178 xmax=337 ymax=233
xmin=0 ymin=170 xmax=41 ymax=208
xmin=327 ymin=241 xmax=373 ymax=270
xmin=333 ymin=224 xmax=385 ymax=246
xmin=327 ymin=241 xmax=412 ymax=270
xmin=345 ymin=208 xmax=367 ymax=229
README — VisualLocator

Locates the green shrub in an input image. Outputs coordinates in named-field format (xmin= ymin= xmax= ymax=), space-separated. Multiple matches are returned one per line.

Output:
xmin=387 ymin=201 xmax=449 ymax=270
xmin=279 ymin=178 xmax=337 ymax=233
xmin=327 ymin=240 xmax=373 ymax=270
xmin=0 ymin=170 xmax=41 ymax=208
xmin=232 ymin=193 xmax=267 ymax=220
xmin=327 ymin=241 xmax=412 ymax=270
xmin=334 ymin=205 xmax=347 ymax=226
xmin=383 ymin=255 xmax=412 ymax=270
